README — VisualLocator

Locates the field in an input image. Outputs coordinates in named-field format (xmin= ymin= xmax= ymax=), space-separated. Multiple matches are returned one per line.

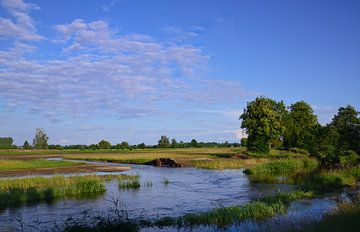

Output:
xmin=0 ymin=159 xmax=81 ymax=171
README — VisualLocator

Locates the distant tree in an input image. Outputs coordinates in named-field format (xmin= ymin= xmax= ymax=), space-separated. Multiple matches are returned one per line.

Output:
xmin=330 ymin=105 xmax=360 ymax=153
xmin=98 ymin=140 xmax=111 ymax=149
xmin=23 ymin=140 xmax=31 ymax=149
xmin=0 ymin=137 xmax=13 ymax=149
xmin=158 ymin=135 xmax=170 ymax=148
xmin=120 ymin=141 xmax=129 ymax=150
xmin=283 ymin=101 xmax=318 ymax=151
xmin=32 ymin=128 xmax=49 ymax=149
xmin=190 ymin=139 xmax=198 ymax=147
xmin=240 ymin=97 xmax=286 ymax=153
xmin=137 ymin=143 xmax=146 ymax=149
xmin=171 ymin=138 xmax=178 ymax=148
xmin=89 ymin=144 xmax=99 ymax=150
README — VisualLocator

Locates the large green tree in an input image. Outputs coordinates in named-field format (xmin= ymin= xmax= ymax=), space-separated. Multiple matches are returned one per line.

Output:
xmin=330 ymin=105 xmax=360 ymax=153
xmin=240 ymin=96 xmax=286 ymax=153
xmin=32 ymin=128 xmax=48 ymax=149
xmin=283 ymin=101 xmax=318 ymax=151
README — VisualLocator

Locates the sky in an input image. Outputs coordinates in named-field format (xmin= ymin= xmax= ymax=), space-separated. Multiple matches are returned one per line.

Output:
xmin=0 ymin=0 xmax=359 ymax=146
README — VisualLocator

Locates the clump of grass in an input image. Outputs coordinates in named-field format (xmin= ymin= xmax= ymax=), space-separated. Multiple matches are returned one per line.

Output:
xmin=260 ymin=190 xmax=313 ymax=204
xmin=304 ymin=166 xmax=360 ymax=192
xmin=118 ymin=180 xmax=141 ymax=189
xmin=0 ymin=174 xmax=137 ymax=209
xmin=162 ymin=177 xmax=170 ymax=185
xmin=152 ymin=190 xmax=313 ymax=228
xmin=144 ymin=181 xmax=153 ymax=188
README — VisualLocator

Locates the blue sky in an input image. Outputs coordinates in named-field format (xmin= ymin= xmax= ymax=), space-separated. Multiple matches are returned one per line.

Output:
xmin=1 ymin=0 xmax=359 ymax=145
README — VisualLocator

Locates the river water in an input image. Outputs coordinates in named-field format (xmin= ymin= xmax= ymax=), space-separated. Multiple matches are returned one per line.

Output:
xmin=0 ymin=160 xmax=336 ymax=231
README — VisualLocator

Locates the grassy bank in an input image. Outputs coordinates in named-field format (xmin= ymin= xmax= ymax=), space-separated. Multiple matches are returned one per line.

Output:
xmin=192 ymin=158 xmax=269 ymax=170
xmin=304 ymin=166 xmax=360 ymax=192
xmin=0 ymin=174 xmax=138 ymax=209
xmin=0 ymin=159 xmax=82 ymax=171
xmin=243 ymin=158 xmax=318 ymax=184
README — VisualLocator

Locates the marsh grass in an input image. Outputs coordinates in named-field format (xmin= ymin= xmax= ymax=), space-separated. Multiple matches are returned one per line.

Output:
xmin=0 ymin=159 xmax=81 ymax=171
xmin=304 ymin=166 xmax=360 ymax=192
xmin=0 ymin=174 xmax=138 ymax=209
xmin=119 ymin=180 xmax=141 ymax=189
xmin=244 ymin=159 xmax=317 ymax=175
xmin=152 ymin=190 xmax=313 ymax=228
xmin=192 ymin=158 xmax=269 ymax=170
xmin=162 ymin=177 xmax=170 ymax=185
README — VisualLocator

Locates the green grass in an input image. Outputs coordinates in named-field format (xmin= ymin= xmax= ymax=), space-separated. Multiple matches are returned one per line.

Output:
xmin=0 ymin=174 xmax=138 ymax=209
xmin=152 ymin=190 xmax=313 ymax=228
xmin=304 ymin=166 xmax=360 ymax=192
xmin=0 ymin=159 xmax=82 ymax=171
xmin=192 ymin=158 xmax=269 ymax=170
xmin=244 ymin=158 xmax=317 ymax=175
xmin=119 ymin=180 xmax=141 ymax=189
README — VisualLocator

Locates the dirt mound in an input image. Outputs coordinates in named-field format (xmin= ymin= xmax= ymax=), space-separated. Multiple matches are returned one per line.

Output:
xmin=146 ymin=158 xmax=182 ymax=167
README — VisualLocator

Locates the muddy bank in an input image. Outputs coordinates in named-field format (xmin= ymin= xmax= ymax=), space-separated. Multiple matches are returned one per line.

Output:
xmin=0 ymin=164 xmax=131 ymax=178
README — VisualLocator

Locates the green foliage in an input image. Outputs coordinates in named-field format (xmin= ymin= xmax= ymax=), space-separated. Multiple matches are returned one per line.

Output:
xmin=283 ymin=101 xmax=318 ymax=151
xmin=158 ymin=135 xmax=170 ymax=148
xmin=118 ymin=180 xmax=141 ymax=189
xmin=0 ymin=137 xmax=13 ymax=149
xmin=190 ymin=139 xmax=198 ymax=147
xmin=32 ymin=128 xmax=49 ymax=149
xmin=331 ymin=105 xmax=360 ymax=153
xmin=304 ymin=166 xmax=360 ymax=192
xmin=154 ymin=191 xmax=312 ymax=228
xmin=23 ymin=140 xmax=31 ymax=150
xmin=240 ymin=96 xmax=286 ymax=154
xmin=119 ymin=141 xmax=129 ymax=150
xmin=136 ymin=143 xmax=146 ymax=149
xmin=170 ymin=138 xmax=178 ymax=148
xmin=98 ymin=140 xmax=111 ymax=149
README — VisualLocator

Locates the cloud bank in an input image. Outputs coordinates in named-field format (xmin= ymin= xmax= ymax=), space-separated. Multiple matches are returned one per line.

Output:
xmin=0 ymin=0 xmax=248 ymax=124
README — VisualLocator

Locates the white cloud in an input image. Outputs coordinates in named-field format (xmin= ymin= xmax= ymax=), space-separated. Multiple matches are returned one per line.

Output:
xmin=0 ymin=0 xmax=42 ymax=41
xmin=0 ymin=2 xmax=249 ymax=123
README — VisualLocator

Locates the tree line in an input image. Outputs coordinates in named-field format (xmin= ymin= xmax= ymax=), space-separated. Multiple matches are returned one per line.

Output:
xmin=240 ymin=96 xmax=360 ymax=168
xmin=0 ymin=131 xmax=239 ymax=150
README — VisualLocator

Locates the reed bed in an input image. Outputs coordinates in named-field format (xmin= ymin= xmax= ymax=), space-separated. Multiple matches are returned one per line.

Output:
xmin=0 ymin=174 xmax=138 ymax=209
xmin=153 ymin=190 xmax=313 ymax=228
